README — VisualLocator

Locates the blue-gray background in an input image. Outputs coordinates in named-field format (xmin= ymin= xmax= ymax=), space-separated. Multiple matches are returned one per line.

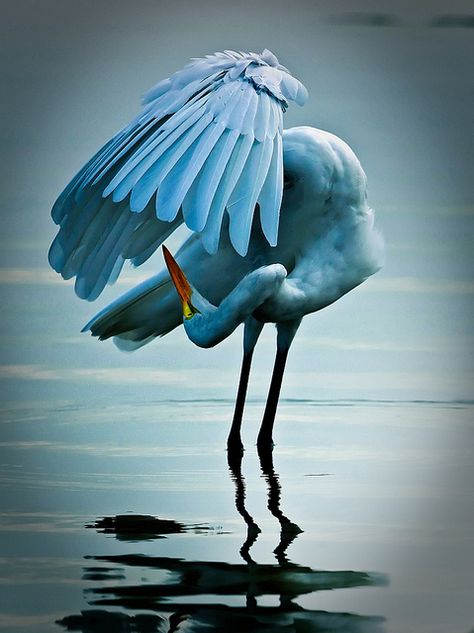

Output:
xmin=1 ymin=0 xmax=472 ymax=403
xmin=0 ymin=2 xmax=473 ymax=632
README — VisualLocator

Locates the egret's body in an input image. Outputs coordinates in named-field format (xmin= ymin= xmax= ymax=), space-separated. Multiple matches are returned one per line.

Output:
xmin=49 ymin=50 xmax=383 ymax=449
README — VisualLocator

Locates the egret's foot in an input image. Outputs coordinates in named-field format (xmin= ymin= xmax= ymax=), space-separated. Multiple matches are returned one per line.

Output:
xmin=227 ymin=434 xmax=244 ymax=456
xmin=256 ymin=435 xmax=275 ymax=452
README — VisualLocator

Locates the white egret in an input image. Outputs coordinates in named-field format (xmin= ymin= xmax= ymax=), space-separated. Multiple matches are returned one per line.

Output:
xmin=49 ymin=49 xmax=384 ymax=450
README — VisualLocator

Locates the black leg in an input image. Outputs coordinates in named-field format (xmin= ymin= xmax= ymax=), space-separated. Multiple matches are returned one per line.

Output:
xmin=227 ymin=350 xmax=254 ymax=452
xmin=257 ymin=347 xmax=289 ymax=449
xmin=227 ymin=317 xmax=263 ymax=452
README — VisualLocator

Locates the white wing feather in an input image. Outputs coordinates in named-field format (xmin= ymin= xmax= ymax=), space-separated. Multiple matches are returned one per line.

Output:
xmin=49 ymin=49 xmax=307 ymax=299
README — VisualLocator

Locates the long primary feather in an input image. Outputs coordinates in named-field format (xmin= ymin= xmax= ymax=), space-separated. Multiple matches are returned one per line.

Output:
xmin=49 ymin=50 xmax=308 ymax=299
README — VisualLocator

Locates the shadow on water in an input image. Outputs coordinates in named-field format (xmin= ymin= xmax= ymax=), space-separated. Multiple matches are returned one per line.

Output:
xmin=87 ymin=514 xmax=213 ymax=542
xmin=57 ymin=445 xmax=388 ymax=633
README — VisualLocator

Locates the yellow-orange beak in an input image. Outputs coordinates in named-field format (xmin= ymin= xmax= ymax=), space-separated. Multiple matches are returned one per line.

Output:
xmin=162 ymin=245 xmax=199 ymax=320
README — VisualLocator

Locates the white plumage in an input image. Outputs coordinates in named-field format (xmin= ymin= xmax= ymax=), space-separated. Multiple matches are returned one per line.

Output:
xmin=49 ymin=50 xmax=383 ymax=449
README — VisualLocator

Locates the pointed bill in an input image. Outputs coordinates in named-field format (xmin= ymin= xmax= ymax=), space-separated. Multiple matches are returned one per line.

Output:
xmin=162 ymin=245 xmax=199 ymax=319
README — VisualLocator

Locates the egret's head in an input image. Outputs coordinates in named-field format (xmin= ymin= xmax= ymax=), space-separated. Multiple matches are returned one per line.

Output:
xmin=162 ymin=245 xmax=200 ymax=320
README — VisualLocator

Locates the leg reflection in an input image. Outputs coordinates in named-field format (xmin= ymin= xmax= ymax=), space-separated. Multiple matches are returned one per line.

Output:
xmin=258 ymin=444 xmax=303 ymax=565
xmin=227 ymin=445 xmax=261 ymax=564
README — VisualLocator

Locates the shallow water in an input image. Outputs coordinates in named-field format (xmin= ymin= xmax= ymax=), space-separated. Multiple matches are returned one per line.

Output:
xmin=1 ymin=399 xmax=472 ymax=633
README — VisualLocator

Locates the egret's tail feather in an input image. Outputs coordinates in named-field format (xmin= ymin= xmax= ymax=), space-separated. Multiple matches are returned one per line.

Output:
xmin=83 ymin=270 xmax=182 ymax=349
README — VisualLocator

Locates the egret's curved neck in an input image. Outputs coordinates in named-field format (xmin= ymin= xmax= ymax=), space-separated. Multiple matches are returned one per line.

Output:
xmin=183 ymin=264 xmax=287 ymax=349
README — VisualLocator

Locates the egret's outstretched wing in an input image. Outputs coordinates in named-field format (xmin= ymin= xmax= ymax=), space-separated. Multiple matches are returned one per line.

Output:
xmin=49 ymin=49 xmax=307 ymax=300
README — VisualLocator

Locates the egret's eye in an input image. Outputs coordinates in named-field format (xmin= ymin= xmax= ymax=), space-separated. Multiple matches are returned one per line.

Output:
xmin=284 ymin=173 xmax=295 ymax=190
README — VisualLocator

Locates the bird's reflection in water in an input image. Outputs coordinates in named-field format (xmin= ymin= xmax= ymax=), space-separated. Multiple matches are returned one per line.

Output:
xmin=227 ymin=445 xmax=261 ymax=565
xmin=228 ymin=444 xmax=303 ymax=566
xmin=258 ymin=445 xmax=304 ymax=565
xmin=57 ymin=446 xmax=388 ymax=633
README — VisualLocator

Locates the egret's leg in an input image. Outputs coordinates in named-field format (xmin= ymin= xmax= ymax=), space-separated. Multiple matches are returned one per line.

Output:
xmin=257 ymin=319 xmax=301 ymax=450
xmin=257 ymin=348 xmax=288 ymax=449
xmin=228 ymin=318 xmax=264 ymax=451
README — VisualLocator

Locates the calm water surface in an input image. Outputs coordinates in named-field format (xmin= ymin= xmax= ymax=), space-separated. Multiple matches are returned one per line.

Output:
xmin=0 ymin=399 xmax=472 ymax=633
